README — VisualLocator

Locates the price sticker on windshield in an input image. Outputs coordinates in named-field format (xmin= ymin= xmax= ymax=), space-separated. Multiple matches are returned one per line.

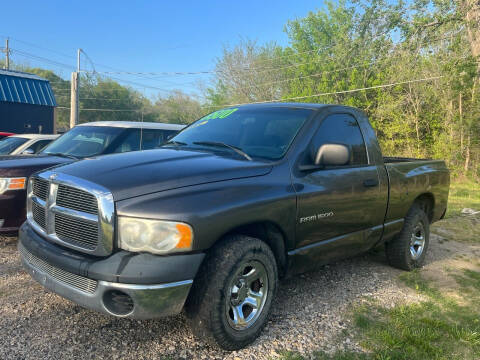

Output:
xmin=201 ymin=108 xmax=238 ymax=121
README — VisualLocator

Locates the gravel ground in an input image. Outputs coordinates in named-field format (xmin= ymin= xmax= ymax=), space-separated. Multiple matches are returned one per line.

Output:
xmin=1 ymin=226 xmax=478 ymax=360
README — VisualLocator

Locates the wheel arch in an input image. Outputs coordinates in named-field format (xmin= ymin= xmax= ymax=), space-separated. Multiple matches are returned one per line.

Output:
xmin=413 ymin=192 xmax=435 ymax=222
xmin=220 ymin=221 xmax=289 ymax=278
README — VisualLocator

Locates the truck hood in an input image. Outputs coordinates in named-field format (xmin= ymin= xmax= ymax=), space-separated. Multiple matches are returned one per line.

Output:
xmin=0 ymin=155 xmax=72 ymax=177
xmin=54 ymin=148 xmax=273 ymax=201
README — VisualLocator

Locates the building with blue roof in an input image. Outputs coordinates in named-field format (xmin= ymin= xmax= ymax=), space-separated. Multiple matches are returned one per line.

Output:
xmin=0 ymin=69 xmax=57 ymax=134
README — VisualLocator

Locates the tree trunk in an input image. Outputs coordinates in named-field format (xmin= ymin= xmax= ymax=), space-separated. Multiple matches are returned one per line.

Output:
xmin=459 ymin=93 xmax=463 ymax=150
xmin=461 ymin=0 xmax=480 ymax=70
xmin=464 ymin=133 xmax=471 ymax=172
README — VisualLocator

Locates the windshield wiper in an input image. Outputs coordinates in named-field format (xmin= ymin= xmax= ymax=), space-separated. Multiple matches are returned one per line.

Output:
xmin=193 ymin=141 xmax=252 ymax=161
xmin=162 ymin=140 xmax=188 ymax=147
xmin=44 ymin=152 xmax=79 ymax=160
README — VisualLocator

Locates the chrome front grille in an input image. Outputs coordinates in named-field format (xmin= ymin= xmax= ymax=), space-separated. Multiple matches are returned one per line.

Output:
xmin=19 ymin=244 xmax=98 ymax=294
xmin=27 ymin=171 xmax=114 ymax=256
xmin=32 ymin=201 xmax=46 ymax=230
xmin=32 ymin=178 xmax=49 ymax=201
xmin=57 ymin=184 xmax=98 ymax=215
xmin=55 ymin=213 xmax=98 ymax=250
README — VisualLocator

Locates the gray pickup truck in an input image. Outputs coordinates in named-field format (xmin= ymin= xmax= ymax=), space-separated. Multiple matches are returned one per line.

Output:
xmin=18 ymin=103 xmax=450 ymax=350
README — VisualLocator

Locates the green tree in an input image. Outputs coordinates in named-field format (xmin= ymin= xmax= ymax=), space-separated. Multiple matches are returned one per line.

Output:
xmin=151 ymin=90 xmax=204 ymax=124
xmin=207 ymin=0 xmax=480 ymax=178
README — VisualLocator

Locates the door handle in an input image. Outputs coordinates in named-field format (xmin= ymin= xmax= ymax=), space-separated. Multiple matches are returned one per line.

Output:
xmin=363 ymin=178 xmax=379 ymax=187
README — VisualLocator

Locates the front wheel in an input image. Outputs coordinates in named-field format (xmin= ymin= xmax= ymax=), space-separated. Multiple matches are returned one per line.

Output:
xmin=386 ymin=204 xmax=430 ymax=271
xmin=185 ymin=235 xmax=278 ymax=350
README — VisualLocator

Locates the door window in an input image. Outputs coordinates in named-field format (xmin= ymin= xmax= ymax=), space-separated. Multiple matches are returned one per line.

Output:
xmin=28 ymin=139 xmax=54 ymax=153
xmin=141 ymin=129 xmax=170 ymax=150
xmin=312 ymin=114 xmax=368 ymax=165
xmin=113 ymin=129 xmax=141 ymax=153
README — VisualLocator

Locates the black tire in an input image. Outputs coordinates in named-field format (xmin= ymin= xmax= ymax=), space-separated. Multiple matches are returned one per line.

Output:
xmin=386 ymin=203 xmax=430 ymax=271
xmin=185 ymin=235 xmax=278 ymax=350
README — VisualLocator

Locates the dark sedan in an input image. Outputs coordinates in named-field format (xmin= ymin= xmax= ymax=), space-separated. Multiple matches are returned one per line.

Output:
xmin=0 ymin=121 xmax=184 ymax=234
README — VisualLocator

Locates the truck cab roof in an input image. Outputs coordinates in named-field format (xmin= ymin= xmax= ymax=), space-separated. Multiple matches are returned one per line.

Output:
xmin=233 ymin=102 xmax=329 ymax=110
xmin=77 ymin=121 xmax=185 ymax=131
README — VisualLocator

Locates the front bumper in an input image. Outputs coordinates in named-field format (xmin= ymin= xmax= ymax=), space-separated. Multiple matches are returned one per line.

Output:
xmin=18 ymin=222 xmax=205 ymax=319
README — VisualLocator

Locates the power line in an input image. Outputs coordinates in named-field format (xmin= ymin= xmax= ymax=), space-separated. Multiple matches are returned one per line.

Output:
xmin=54 ymin=75 xmax=445 ymax=112
xmin=57 ymin=106 xmax=140 ymax=112
xmin=55 ymin=95 xmax=128 ymax=101
xmin=81 ymin=31 xmax=467 ymax=78
xmin=85 ymin=69 xmax=214 ymax=76
xmin=9 ymin=48 xmax=76 ymax=71
xmin=224 ymin=53 xmax=475 ymax=94
xmin=51 ymin=51 xmax=472 ymax=101
xmin=206 ymin=75 xmax=445 ymax=108
xmin=82 ymin=57 xmax=332 ymax=76
xmin=0 ymin=35 xmax=76 ymax=60
xmin=102 ymin=74 xmax=177 ymax=93
xmin=224 ymin=63 xmax=376 ymax=93
xmin=0 ymin=34 xmax=390 ymax=76
xmin=5 ymin=34 xmax=472 ymax=109
xmin=4 ymin=28 xmax=467 ymax=86
xmin=4 ymin=42 xmax=193 ymax=91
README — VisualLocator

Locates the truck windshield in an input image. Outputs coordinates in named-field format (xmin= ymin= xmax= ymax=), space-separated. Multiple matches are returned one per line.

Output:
xmin=0 ymin=137 xmax=29 ymax=155
xmin=170 ymin=107 xmax=312 ymax=160
xmin=42 ymin=126 xmax=124 ymax=158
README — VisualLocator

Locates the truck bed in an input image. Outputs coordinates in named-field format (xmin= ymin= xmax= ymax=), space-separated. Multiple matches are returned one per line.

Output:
xmin=383 ymin=158 xmax=450 ymax=226
xmin=384 ymin=156 xmax=431 ymax=163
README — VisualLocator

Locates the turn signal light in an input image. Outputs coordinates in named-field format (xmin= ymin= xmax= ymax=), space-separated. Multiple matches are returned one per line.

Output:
xmin=8 ymin=178 xmax=27 ymax=190
xmin=0 ymin=177 xmax=27 ymax=194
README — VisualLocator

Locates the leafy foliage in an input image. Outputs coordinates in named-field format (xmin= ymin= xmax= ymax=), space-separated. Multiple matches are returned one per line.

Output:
xmin=206 ymin=0 xmax=480 ymax=178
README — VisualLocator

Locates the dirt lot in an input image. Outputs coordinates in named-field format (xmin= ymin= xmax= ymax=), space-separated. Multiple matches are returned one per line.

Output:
xmin=1 ymin=217 xmax=479 ymax=360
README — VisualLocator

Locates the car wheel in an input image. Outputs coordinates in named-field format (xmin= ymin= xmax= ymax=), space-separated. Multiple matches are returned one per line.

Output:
xmin=386 ymin=203 xmax=430 ymax=271
xmin=185 ymin=234 xmax=278 ymax=350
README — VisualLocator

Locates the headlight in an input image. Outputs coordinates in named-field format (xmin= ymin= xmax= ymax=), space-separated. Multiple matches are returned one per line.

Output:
xmin=0 ymin=177 xmax=27 ymax=195
xmin=118 ymin=216 xmax=193 ymax=255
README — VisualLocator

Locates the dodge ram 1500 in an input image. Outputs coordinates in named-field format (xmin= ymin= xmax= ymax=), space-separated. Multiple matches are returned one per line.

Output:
xmin=18 ymin=103 xmax=450 ymax=350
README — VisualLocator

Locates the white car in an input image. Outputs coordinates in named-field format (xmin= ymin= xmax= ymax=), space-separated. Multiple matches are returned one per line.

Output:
xmin=0 ymin=134 xmax=59 ymax=155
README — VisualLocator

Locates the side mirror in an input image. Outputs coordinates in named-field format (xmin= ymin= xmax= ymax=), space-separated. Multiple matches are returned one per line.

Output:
xmin=22 ymin=148 xmax=35 ymax=155
xmin=313 ymin=143 xmax=351 ymax=166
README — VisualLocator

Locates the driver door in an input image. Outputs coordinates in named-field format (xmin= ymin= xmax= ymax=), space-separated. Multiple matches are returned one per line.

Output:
xmin=291 ymin=113 xmax=386 ymax=270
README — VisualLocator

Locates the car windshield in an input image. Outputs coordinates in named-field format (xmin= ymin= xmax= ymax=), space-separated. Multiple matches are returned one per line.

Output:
xmin=169 ymin=107 xmax=312 ymax=160
xmin=42 ymin=126 xmax=125 ymax=158
xmin=0 ymin=137 xmax=29 ymax=155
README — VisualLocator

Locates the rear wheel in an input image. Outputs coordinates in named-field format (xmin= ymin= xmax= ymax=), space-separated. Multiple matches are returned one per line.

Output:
xmin=185 ymin=235 xmax=278 ymax=350
xmin=386 ymin=204 xmax=430 ymax=271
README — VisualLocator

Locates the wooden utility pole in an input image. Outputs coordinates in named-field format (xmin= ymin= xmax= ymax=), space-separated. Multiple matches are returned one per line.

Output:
xmin=69 ymin=49 xmax=81 ymax=128
xmin=69 ymin=72 xmax=79 ymax=128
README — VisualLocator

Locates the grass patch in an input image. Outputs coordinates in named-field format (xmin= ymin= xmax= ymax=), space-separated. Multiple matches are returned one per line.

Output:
xmin=279 ymin=351 xmax=369 ymax=360
xmin=430 ymin=179 xmax=480 ymax=244
xmin=453 ymin=269 xmax=480 ymax=294
xmin=351 ymin=271 xmax=480 ymax=359
xmin=446 ymin=179 xmax=480 ymax=218
xmin=277 ymin=270 xmax=480 ymax=360
xmin=431 ymin=215 xmax=480 ymax=244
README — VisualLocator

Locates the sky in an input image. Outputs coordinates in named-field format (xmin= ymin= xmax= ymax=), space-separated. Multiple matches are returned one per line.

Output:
xmin=1 ymin=1 xmax=325 ymax=99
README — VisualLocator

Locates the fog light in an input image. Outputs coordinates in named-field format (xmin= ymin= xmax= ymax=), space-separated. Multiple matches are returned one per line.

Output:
xmin=103 ymin=290 xmax=134 ymax=316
